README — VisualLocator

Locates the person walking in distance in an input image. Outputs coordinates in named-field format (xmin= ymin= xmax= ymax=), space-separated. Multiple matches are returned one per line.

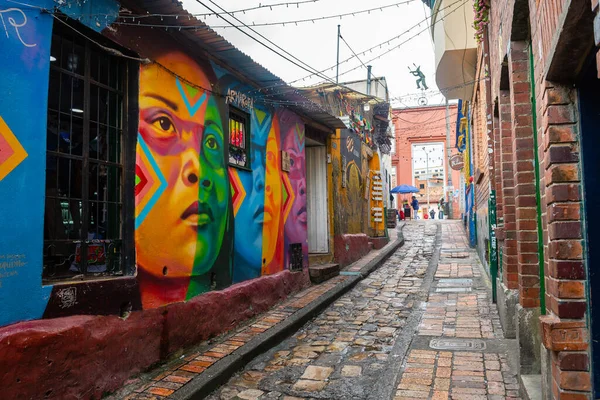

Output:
xmin=430 ymin=208 xmax=436 ymax=220
xmin=411 ymin=196 xmax=420 ymax=220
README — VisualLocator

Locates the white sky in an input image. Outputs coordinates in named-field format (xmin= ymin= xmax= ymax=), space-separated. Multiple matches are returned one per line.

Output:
xmin=412 ymin=143 xmax=444 ymax=169
xmin=181 ymin=0 xmax=447 ymax=107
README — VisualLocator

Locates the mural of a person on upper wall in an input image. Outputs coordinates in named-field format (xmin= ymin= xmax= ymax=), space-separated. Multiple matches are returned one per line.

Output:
xmin=135 ymin=51 xmax=233 ymax=308
xmin=278 ymin=109 xmax=308 ymax=268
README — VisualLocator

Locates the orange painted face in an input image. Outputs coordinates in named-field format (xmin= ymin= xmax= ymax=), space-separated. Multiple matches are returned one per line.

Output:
xmin=262 ymin=122 xmax=282 ymax=267
xmin=136 ymin=53 xmax=227 ymax=281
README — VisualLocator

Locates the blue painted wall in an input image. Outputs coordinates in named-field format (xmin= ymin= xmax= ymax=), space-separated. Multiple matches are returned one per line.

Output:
xmin=0 ymin=0 xmax=119 ymax=327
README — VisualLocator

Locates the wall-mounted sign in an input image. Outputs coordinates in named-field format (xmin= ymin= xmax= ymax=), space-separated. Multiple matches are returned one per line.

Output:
xmin=281 ymin=150 xmax=290 ymax=172
xmin=449 ymin=154 xmax=465 ymax=171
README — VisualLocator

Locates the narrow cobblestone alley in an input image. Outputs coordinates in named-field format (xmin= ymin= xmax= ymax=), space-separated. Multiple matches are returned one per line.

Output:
xmin=207 ymin=221 xmax=522 ymax=400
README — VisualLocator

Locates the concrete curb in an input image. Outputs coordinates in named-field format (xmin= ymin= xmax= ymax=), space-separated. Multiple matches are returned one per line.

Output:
xmin=172 ymin=228 xmax=406 ymax=400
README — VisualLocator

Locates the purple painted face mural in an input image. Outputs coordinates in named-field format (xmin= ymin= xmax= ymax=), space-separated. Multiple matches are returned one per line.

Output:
xmin=279 ymin=110 xmax=307 ymax=263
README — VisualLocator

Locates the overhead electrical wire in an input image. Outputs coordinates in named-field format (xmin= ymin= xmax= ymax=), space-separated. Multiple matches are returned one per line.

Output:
xmin=113 ymin=1 xmax=418 ymax=29
xmin=193 ymin=0 xmax=368 ymax=114
xmin=196 ymin=0 xmax=368 ymax=99
xmin=315 ymin=0 xmax=469 ymax=84
xmin=242 ymin=0 xmax=468 ymax=97
xmin=339 ymin=34 xmax=371 ymax=72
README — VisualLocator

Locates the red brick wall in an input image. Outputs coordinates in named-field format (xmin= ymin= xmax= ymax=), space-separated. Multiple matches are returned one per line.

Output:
xmin=498 ymin=90 xmax=518 ymax=289
xmin=528 ymin=0 xmax=592 ymax=397
xmin=508 ymin=41 xmax=541 ymax=308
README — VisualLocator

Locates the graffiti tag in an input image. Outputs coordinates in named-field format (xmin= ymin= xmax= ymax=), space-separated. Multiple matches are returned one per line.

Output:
xmin=56 ymin=287 xmax=78 ymax=309
xmin=225 ymin=88 xmax=254 ymax=110
xmin=0 ymin=8 xmax=36 ymax=48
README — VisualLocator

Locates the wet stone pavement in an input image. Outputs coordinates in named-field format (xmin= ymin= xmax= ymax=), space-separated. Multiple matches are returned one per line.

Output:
xmin=208 ymin=221 xmax=521 ymax=400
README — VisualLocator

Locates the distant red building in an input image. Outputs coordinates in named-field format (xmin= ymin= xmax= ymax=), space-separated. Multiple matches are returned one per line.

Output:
xmin=391 ymin=104 xmax=461 ymax=218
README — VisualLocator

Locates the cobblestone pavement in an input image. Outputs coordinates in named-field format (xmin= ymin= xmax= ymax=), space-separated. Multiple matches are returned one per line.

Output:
xmin=394 ymin=221 xmax=520 ymax=400
xmin=206 ymin=223 xmax=436 ymax=400
xmin=209 ymin=221 xmax=521 ymax=400
xmin=110 ymin=231 xmax=402 ymax=400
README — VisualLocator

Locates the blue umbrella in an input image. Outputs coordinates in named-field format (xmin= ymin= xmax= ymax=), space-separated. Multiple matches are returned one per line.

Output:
xmin=390 ymin=184 xmax=420 ymax=194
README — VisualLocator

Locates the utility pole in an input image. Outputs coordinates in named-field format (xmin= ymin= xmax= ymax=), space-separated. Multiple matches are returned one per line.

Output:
xmin=336 ymin=25 xmax=340 ymax=84
xmin=366 ymin=65 xmax=372 ymax=95
xmin=445 ymin=98 xmax=453 ymax=219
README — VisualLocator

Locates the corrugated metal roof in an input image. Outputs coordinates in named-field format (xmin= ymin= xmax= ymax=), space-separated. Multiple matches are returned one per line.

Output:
xmin=121 ymin=0 xmax=346 ymax=130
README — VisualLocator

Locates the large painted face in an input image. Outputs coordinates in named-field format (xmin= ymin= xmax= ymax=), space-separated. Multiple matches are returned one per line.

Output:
xmin=234 ymin=111 xmax=271 ymax=270
xmin=283 ymin=123 xmax=307 ymax=245
xmin=136 ymin=52 xmax=227 ymax=281
xmin=262 ymin=121 xmax=282 ymax=267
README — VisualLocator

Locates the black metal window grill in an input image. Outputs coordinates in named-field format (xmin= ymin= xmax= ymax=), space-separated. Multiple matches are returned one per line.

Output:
xmin=43 ymin=19 xmax=129 ymax=282
xmin=289 ymin=243 xmax=303 ymax=272
xmin=228 ymin=108 xmax=250 ymax=169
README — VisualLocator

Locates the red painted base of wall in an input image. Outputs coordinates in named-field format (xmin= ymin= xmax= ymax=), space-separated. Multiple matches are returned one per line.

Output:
xmin=333 ymin=234 xmax=371 ymax=267
xmin=0 ymin=270 xmax=310 ymax=400
xmin=370 ymin=237 xmax=389 ymax=250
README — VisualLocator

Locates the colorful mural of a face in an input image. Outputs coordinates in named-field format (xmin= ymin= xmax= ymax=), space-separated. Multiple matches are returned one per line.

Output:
xmin=279 ymin=110 xmax=308 ymax=263
xmin=261 ymin=118 xmax=284 ymax=274
xmin=230 ymin=108 xmax=272 ymax=282
xmin=136 ymin=52 xmax=230 ymax=308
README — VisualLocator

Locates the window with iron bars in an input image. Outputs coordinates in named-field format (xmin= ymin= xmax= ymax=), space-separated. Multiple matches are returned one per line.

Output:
xmin=228 ymin=108 xmax=251 ymax=169
xmin=43 ymin=18 xmax=135 ymax=283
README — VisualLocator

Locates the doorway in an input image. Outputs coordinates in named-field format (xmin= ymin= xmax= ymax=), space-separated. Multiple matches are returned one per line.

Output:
xmin=578 ymin=54 xmax=600 ymax=396
xmin=306 ymin=144 xmax=329 ymax=253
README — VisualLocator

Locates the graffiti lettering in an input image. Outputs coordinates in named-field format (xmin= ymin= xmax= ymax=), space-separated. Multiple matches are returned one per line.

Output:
xmin=0 ymin=253 xmax=27 ymax=270
xmin=0 ymin=8 xmax=36 ymax=48
xmin=56 ymin=287 xmax=78 ymax=309
xmin=0 ymin=253 xmax=26 ymax=289
xmin=225 ymin=88 xmax=254 ymax=110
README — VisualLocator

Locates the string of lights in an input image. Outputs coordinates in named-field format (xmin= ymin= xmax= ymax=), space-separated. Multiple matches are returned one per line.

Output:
xmin=115 ymin=0 xmax=418 ymax=29
xmin=45 ymin=0 xmax=322 ymax=19
xmin=119 ymin=0 xmax=321 ymax=19
xmin=15 ymin=2 xmax=336 ymax=111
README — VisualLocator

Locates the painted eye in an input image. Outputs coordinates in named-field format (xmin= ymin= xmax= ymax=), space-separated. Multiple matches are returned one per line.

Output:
xmin=151 ymin=116 xmax=176 ymax=135
xmin=290 ymin=158 xmax=295 ymax=167
xmin=205 ymin=135 xmax=218 ymax=150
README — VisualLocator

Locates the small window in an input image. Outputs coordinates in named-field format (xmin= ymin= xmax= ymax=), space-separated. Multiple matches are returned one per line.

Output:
xmin=419 ymin=184 xmax=425 ymax=189
xmin=228 ymin=108 xmax=250 ymax=169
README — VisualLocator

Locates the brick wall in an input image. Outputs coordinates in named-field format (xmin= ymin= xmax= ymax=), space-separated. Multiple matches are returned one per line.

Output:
xmin=528 ymin=0 xmax=593 ymax=397
xmin=508 ymin=41 xmax=541 ymax=309
xmin=498 ymin=90 xmax=518 ymax=289
xmin=539 ymin=82 xmax=591 ymax=398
